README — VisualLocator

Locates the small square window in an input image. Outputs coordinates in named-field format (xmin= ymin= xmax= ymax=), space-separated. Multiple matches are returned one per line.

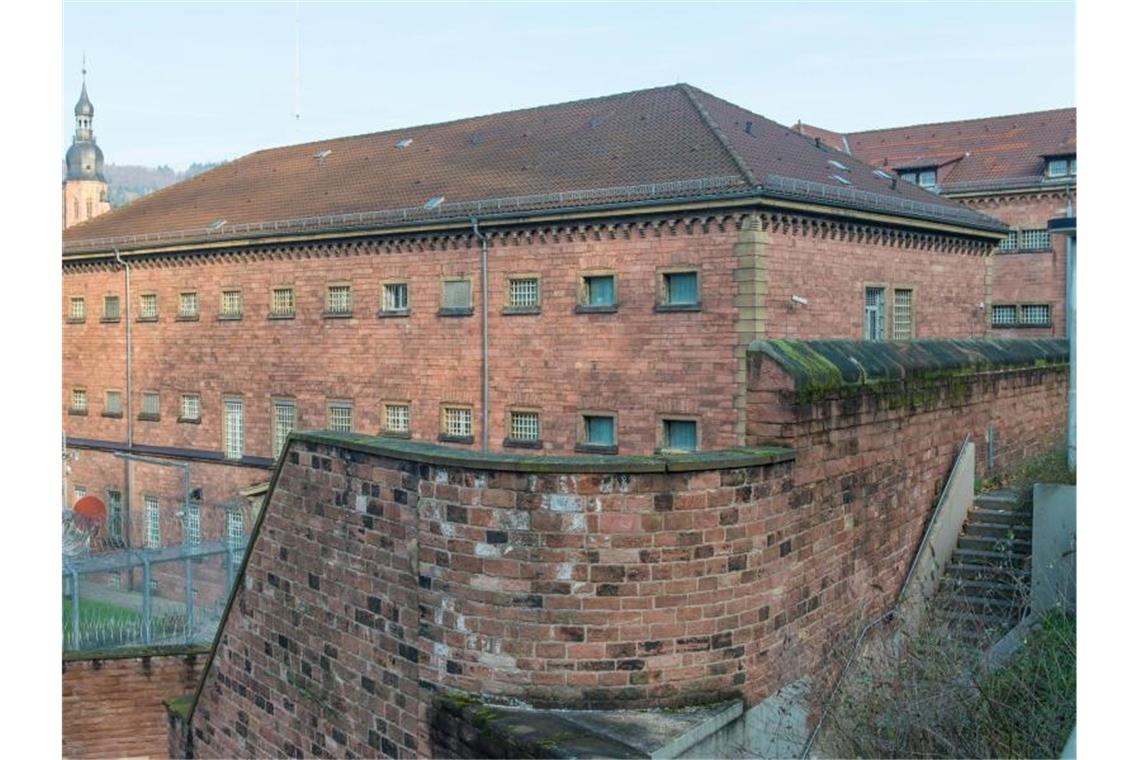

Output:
xmin=578 ymin=274 xmax=616 ymax=311
xmin=70 ymin=388 xmax=87 ymax=414
xmin=381 ymin=282 xmax=409 ymax=314
xmin=383 ymin=403 xmax=410 ymax=435
xmin=1020 ymin=304 xmax=1051 ymax=326
xmin=326 ymin=284 xmax=353 ymax=316
xmin=270 ymin=287 xmax=295 ymax=318
xmin=1046 ymin=158 xmax=1072 ymax=178
xmin=138 ymin=293 xmax=158 ymax=320
xmin=918 ymin=169 xmax=937 ymax=188
xmin=178 ymin=292 xmax=199 ymax=319
xmin=140 ymin=391 xmax=160 ymax=420
xmin=104 ymin=390 xmax=122 ymax=417
xmin=660 ymin=271 xmax=700 ymax=308
xmin=506 ymin=410 xmax=540 ymax=447
xmin=102 ymin=295 xmax=120 ymax=322
xmin=440 ymin=279 xmax=473 ymax=315
xmin=441 ymin=406 xmax=473 ymax=441
xmin=577 ymin=413 xmax=617 ymax=454
xmin=220 ymin=290 xmax=243 ymax=319
xmin=506 ymin=277 xmax=540 ymax=312
xmin=68 ymin=297 xmax=86 ymax=322
xmin=327 ymin=401 xmax=353 ymax=433
xmin=991 ymin=305 xmax=1017 ymax=327
xmin=662 ymin=419 xmax=698 ymax=451
xmin=1019 ymin=229 xmax=1051 ymax=251
xmin=180 ymin=394 xmax=200 ymax=422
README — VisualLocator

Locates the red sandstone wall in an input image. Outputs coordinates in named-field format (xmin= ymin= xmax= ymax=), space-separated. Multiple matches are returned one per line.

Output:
xmin=62 ymin=649 xmax=207 ymax=759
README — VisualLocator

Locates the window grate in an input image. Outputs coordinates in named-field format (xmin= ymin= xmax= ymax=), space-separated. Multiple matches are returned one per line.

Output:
xmin=224 ymin=398 xmax=244 ymax=460
xmin=998 ymin=231 xmax=1018 ymax=252
xmin=105 ymin=390 xmax=122 ymax=415
xmin=69 ymin=297 xmax=86 ymax=321
xmin=141 ymin=391 xmax=160 ymax=417
xmin=220 ymin=290 xmax=242 ymax=317
xmin=1020 ymin=304 xmax=1051 ymax=325
xmin=385 ymin=404 xmax=410 ymax=433
xmin=1019 ymin=229 xmax=1051 ymax=250
xmin=328 ymin=403 xmax=353 ymax=433
xmin=180 ymin=394 xmax=200 ymax=421
xmin=508 ymin=278 xmax=539 ymax=308
xmin=326 ymin=285 xmax=352 ymax=314
xmin=892 ymin=289 xmax=913 ymax=340
xmin=444 ymin=407 xmax=472 ymax=438
xmin=273 ymin=400 xmax=296 ymax=458
xmin=139 ymin=293 xmax=158 ymax=319
xmin=107 ymin=490 xmax=122 ymax=539
xmin=271 ymin=287 xmax=295 ymax=316
xmin=145 ymin=495 xmax=160 ymax=549
xmin=103 ymin=295 xmax=120 ymax=320
xmin=179 ymin=292 xmax=199 ymax=318
xmin=185 ymin=500 xmax=200 ymax=546
xmin=71 ymin=388 xmax=87 ymax=413
xmin=442 ymin=279 xmax=472 ymax=310
xmin=864 ymin=288 xmax=885 ymax=340
xmin=383 ymin=283 xmax=408 ymax=312
xmin=509 ymin=411 xmax=540 ymax=441
xmin=991 ymin=305 xmax=1017 ymax=326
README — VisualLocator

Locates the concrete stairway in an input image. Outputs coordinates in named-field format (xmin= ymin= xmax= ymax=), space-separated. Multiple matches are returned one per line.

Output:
xmin=935 ymin=489 xmax=1032 ymax=648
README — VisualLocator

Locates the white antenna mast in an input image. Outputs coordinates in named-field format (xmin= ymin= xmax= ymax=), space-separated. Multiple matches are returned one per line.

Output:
xmin=291 ymin=0 xmax=301 ymax=124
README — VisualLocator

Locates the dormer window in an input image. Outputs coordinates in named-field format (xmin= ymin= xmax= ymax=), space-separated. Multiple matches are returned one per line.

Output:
xmin=899 ymin=168 xmax=937 ymax=188
xmin=1045 ymin=155 xmax=1076 ymax=179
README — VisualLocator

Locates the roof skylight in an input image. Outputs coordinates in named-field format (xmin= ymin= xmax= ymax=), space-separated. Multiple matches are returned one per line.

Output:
xmin=396 ymin=138 xmax=414 ymax=149
xmin=207 ymin=219 xmax=227 ymax=230
xmin=873 ymin=169 xmax=894 ymax=180
xmin=828 ymin=159 xmax=850 ymax=172
xmin=830 ymin=174 xmax=852 ymax=185
xmin=424 ymin=196 xmax=445 ymax=209
xmin=314 ymin=149 xmax=332 ymax=161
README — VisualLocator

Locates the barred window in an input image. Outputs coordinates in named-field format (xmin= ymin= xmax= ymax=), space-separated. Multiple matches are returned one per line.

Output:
xmin=226 ymin=510 xmax=245 ymax=565
xmin=224 ymin=397 xmax=244 ymax=460
xmin=384 ymin=403 xmax=410 ymax=434
xmin=270 ymin=287 xmax=295 ymax=317
xmin=185 ymin=499 xmax=200 ymax=546
xmin=327 ymin=401 xmax=353 ymax=433
xmin=991 ymin=305 xmax=1017 ymax=326
xmin=220 ymin=290 xmax=243 ymax=318
xmin=179 ymin=292 xmax=199 ymax=318
xmin=864 ymin=287 xmax=885 ymax=341
xmin=1019 ymin=229 xmax=1051 ymax=251
xmin=382 ymin=282 xmax=408 ymax=312
xmin=69 ymin=297 xmax=86 ymax=321
xmin=74 ymin=485 xmax=86 ymax=502
xmin=441 ymin=279 xmax=472 ymax=311
xmin=104 ymin=390 xmax=122 ymax=416
xmin=508 ymin=277 xmax=539 ymax=308
xmin=1020 ymin=304 xmax=1051 ymax=326
xmin=892 ymin=289 xmax=914 ymax=340
xmin=103 ymin=295 xmax=120 ymax=321
xmin=444 ymin=406 xmax=472 ymax=438
xmin=272 ymin=399 xmax=296 ymax=458
xmin=998 ymin=231 xmax=1018 ymax=252
xmin=141 ymin=391 xmax=160 ymax=418
xmin=326 ymin=284 xmax=352 ymax=315
xmin=138 ymin=293 xmax=158 ymax=319
xmin=107 ymin=490 xmax=123 ymax=539
xmin=71 ymin=388 xmax=87 ymax=413
xmin=145 ymin=495 xmax=160 ymax=549
xmin=180 ymin=394 xmax=200 ymax=422
xmin=509 ymin=410 xmax=540 ymax=441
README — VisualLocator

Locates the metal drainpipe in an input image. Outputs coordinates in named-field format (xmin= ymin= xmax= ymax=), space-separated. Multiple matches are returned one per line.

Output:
xmin=114 ymin=248 xmax=133 ymax=548
xmin=1064 ymin=201 xmax=1076 ymax=470
xmin=471 ymin=218 xmax=490 ymax=451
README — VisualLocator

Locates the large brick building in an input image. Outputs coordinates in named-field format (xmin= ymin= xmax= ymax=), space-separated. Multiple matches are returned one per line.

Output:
xmin=796 ymin=107 xmax=1076 ymax=337
xmin=62 ymin=84 xmax=1007 ymax=552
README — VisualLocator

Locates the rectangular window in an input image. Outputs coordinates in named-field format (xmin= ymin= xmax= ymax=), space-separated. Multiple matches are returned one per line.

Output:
xmin=998 ymin=231 xmax=1018 ymax=252
xmin=74 ymin=485 xmax=86 ymax=502
xmin=918 ymin=169 xmax=937 ymax=187
xmin=991 ymin=304 xmax=1017 ymax=326
xmin=583 ymin=415 xmax=616 ymax=448
xmin=442 ymin=406 xmax=473 ymax=440
xmin=145 ymin=495 xmax=160 ymax=549
xmin=507 ymin=277 xmax=540 ymax=310
xmin=270 ymin=287 xmax=295 ymax=317
xmin=185 ymin=499 xmax=200 ymax=547
xmin=581 ymin=274 xmax=616 ymax=309
xmin=68 ymin=297 xmax=86 ymax=322
xmin=382 ymin=282 xmax=409 ymax=313
xmin=327 ymin=401 xmax=353 ymax=433
xmin=662 ymin=419 xmax=698 ymax=451
xmin=138 ymin=293 xmax=158 ymax=320
xmin=104 ymin=390 xmax=122 ymax=416
xmin=892 ymin=289 xmax=914 ymax=340
xmin=107 ymin=490 xmax=122 ymax=539
xmin=325 ymin=284 xmax=352 ymax=316
xmin=440 ymin=278 xmax=473 ymax=314
xmin=1019 ymin=229 xmax=1051 ymax=251
xmin=102 ymin=295 xmax=120 ymax=321
xmin=1046 ymin=157 xmax=1074 ymax=178
xmin=220 ymin=289 xmax=243 ymax=319
xmin=383 ymin=403 xmax=410 ymax=435
xmin=179 ymin=394 xmax=200 ymax=422
xmin=508 ymin=410 xmax=540 ymax=442
xmin=863 ymin=287 xmax=885 ymax=340
xmin=272 ymin=399 xmax=296 ymax=458
xmin=70 ymin=388 xmax=87 ymax=414
xmin=661 ymin=271 xmax=699 ymax=307
xmin=224 ymin=397 xmax=244 ymax=460
xmin=178 ymin=292 xmax=199 ymax=319
xmin=1020 ymin=304 xmax=1051 ymax=326
xmin=140 ymin=391 xmax=160 ymax=419
xmin=226 ymin=509 xmax=245 ymax=566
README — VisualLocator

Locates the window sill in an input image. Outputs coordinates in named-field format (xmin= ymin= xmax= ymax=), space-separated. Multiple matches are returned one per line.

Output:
xmin=654 ymin=302 xmax=702 ymax=313
xmin=217 ymin=314 xmax=243 ymax=321
xmin=137 ymin=413 xmax=160 ymax=422
xmin=574 ymin=304 xmax=618 ymax=314
xmin=68 ymin=409 xmax=88 ymax=417
xmin=503 ymin=438 xmax=542 ymax=450
xmin=267 ymin=313 xmax=296 ymax=320
xmin=380 ymin=430 xmax=412 ymax=439
xmin=999 ymin=247 xmax=1052 ymax=255
xmin=175 ymin=315 xmax=200 ymax=322
xmin=101 ymin=411 xmax=123 ymax=419
xmin=66 ymin=318 xmax=86 ymax=325
xmin=438 ymin=434 xmax=474 ymax=445
xmin=502 ymin=306 xmax=541 ymax=316
xmin=377 ymin=309 xmax=410 ymax=319
xmin=100 ymin=317 xmax=121 ymax=324
xmin=322 ymin=311 xmax=354 ymax=319
xmin=438 ymin=307 xmax=474 ymax=317
xmin=136 ymin=316 xmax=158 ymax=323
xmin=177 ymin=417 xmax=202 ymax=425
xmin=992 ymin=323 xmax=1052 ymax=329
xmin=575 ymin=443 xmax=618 ymax=456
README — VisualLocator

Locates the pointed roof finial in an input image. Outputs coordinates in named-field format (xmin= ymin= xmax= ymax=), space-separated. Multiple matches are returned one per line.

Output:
xmin=82 ymin=52 xmax=87 ymax=81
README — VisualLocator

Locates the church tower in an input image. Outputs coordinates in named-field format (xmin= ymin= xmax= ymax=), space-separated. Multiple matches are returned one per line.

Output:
xmin=63 ymin=65 xmax=111 ymax=229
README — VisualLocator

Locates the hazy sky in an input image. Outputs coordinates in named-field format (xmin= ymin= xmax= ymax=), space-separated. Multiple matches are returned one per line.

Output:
xmin=62 ymin=1 xmax=1075 ymax=171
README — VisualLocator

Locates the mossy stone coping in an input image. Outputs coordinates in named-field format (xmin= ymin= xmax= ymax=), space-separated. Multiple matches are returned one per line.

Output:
xmin=750 ymin=338 xmax=1068 ymax=398
xmin=291 ymin=431 xmax=794 ymax=473
xmin=62 ymin=643 xmax=211 ymax=663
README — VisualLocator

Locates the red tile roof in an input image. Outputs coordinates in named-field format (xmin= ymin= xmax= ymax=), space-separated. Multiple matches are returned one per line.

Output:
xmin=63 ymin=84 xmax=1004 ymax=253
xmin=797 ymin=108 xmax=1075 ymax=193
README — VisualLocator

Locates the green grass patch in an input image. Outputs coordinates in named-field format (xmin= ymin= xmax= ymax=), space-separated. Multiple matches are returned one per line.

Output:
xmin=62 ymin=595 xmax=142 ymax=628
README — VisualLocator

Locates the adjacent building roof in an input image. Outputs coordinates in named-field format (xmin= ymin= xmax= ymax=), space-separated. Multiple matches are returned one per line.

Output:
xmin=795 ymin=107 xmax=1075 ymax=194
xmin=63 ymin=84 xmax=1005 ymax=254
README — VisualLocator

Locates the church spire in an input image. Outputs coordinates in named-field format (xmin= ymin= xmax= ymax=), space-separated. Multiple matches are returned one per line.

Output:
xmin=65 ymin=61 xmax=104 ymax=182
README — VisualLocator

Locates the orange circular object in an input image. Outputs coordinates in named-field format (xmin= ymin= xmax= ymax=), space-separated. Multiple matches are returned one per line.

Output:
xmin=73 ymin=494 xmax=106 ymax=522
